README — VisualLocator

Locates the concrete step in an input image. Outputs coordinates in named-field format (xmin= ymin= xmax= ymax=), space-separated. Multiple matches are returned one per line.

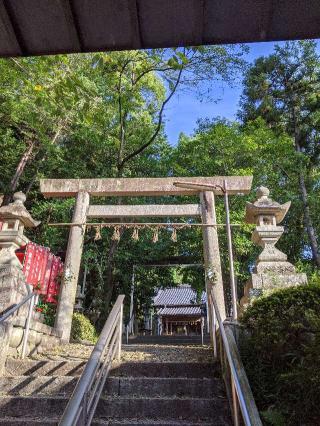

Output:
xmin=106 ymin=377 xmax=223 ymax=398
xmin=0 ymin=418 xmax=228 ymax=426
xmin=5 ymin=360 xmax=217 ymax=379
xmin=110 ymin=362 xmax=218 ymax=378
xmin=0 ymin=418 xmax=58 ymax=425
xmin=126 ymin=336 xmax=210 ymax=346
xmin=95 ymin=396 xmax=231 ymax=421
xmin=0 ymin=376 xmax=78 ymax=396
xmin=5 ymin=359 xmax=86 ymax=377
xmin=93 ymin=420 xmax=227 ymax=426
xmin=0 ymin=396 xmax=67 ymax=417
xmin=0 ymin=376 xmax=223 ymax=398
xmin=0 ymin=395 xmax=230 ymax=421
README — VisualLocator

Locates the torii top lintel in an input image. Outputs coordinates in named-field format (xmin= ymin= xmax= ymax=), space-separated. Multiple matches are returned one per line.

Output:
xmin=40 ymin=177 xmax=252 ymax=198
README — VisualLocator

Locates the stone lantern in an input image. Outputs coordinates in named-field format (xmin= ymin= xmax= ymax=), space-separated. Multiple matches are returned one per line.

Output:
xmin=0 ymin=192 xmax=40 ymax=267
xmin=241 ymin=186 xmax=307 ymax=307
xmin=0 ymin=192 xmax=40 ymax=312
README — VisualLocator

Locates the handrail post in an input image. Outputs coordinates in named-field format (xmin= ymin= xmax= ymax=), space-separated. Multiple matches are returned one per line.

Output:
xmin=232 ymin=380 xmax=240 ymax=426
xmin=212 ymin=305 xmax=217 ymax=358
xmin=81 ymin=393 xmax=88 ymax=426
xmin=117 ymin=303 xmax=123 ymax=361
xmin=201 ymin=317 xmax=204 ymax=346
xmin=224 ymin=179 xmax=238 ymax=320
xmin=209 ymin=289 xmax=263 ymax=426
xmin=59 ymin=295 xmax=125 ymax=426
xmin=21 ymin=293 xmax=36 ymax=359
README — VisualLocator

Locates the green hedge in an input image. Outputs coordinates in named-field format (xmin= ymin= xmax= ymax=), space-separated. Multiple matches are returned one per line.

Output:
xmin=240 ymin=284 xmax=320 ymax=426
xmin=71 ymin=313 xmax=98 ymax=344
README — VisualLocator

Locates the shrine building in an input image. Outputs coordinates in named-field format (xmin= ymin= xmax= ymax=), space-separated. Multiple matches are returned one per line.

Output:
xmin=153 ymin=285 xmax=206 ymax=336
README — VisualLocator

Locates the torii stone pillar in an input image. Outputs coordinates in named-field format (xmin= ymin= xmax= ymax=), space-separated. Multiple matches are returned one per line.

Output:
xmin=200 ymin=191 xmax=226 ymax=340
xmin=55 ymin=191 xmax=90 ymax=341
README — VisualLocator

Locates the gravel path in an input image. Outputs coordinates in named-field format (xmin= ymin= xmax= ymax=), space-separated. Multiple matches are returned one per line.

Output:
xmin=33 ymin=343 xmax=214 ymax=363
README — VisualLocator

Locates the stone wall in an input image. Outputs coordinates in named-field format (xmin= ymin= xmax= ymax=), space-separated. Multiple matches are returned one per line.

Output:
xmin=9 ymin=317 xmax=62 ymax=358
xmin=0 ymin=315 xmax=62 ymax=371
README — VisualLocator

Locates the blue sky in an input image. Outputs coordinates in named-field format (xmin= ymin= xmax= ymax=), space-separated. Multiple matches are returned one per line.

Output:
xmin=164 ymin=41 xmax=319 ymax=145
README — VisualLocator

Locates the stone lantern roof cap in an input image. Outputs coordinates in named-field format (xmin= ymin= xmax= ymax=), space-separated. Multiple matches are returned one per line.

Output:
xmin=245 ymin=186 xmax=291 ymax=224
xmin=0 ymin=192 xmax=40 ymax=227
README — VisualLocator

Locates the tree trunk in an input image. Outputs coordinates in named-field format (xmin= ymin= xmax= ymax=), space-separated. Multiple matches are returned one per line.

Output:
xmin=298 ymin=170 xmax=320 ymax=267
xmin=99 ymin=66 xmax=184 ymax=318
xmin=1 ymin=140 xmax=35 ymax=206
xmin=292 ymin=103 xmax=320 ymax=268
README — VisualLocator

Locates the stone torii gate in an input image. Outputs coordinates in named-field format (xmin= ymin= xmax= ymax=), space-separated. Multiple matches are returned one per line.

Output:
xmin=40 ymin=176 xmax=252 ymax=341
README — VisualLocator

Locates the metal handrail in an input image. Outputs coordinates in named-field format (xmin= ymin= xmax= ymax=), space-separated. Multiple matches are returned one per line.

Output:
xmin=209 ymin=289 xmax=262 ymax=426
xmin=0 ymin=289 xmax=38 ymax=359
xmin=59 ymin=294 xmax=125 ymax=426
xmin=0 ymin=292 xmax=34 ymax=323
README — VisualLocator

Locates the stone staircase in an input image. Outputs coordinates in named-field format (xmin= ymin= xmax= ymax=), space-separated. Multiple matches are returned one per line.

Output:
xmin=126 ymin=335 xmax=211 ymax=346
xmin=0 ymin=343 xmax=232 ymax=425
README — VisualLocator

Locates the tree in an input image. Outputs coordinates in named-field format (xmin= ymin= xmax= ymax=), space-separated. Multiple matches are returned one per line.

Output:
xmin=0 ymin=45 xmax=248 ymax=320
xmin=239 ymin=40 xmax=320 ymax=267
xmin=171 ymin=117 xmax=312 ymax=307
xmin=0 ymin=55 xmax=99 ymax=204
xmin=81 ymin=46 xmax=248 ymax=315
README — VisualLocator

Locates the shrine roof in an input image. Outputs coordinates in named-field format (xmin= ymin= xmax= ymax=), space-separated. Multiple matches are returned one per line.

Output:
xmin=1 ymin=1 xmax=320 ymax=57
xmin=157 ymin=306 xmax=202 ymax=317
xmin=153 ymin=284 xmax=206 ymax=307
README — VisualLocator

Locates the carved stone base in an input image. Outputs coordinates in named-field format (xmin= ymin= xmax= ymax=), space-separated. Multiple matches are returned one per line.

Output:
xmin=255 ymin=260 xmax=296 ymax=274
xmin=240 ymin=271 xmax=307 ymax=309
xmin=0 ymin=245 xmax=22 ymax=268
xmin=0 ymin=321 xmax=12 ymax=374
xmin=0 ymin=265 xmax=28 ymax=316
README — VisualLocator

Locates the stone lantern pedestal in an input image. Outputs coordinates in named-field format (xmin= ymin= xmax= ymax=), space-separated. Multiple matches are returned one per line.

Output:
xmin=0 ymin=192 xmax=40 ymax=315
xmin=241 ymin=187 xmax=307 ymax=307
xmin=0 ymin=193 xmax=64 ymax=361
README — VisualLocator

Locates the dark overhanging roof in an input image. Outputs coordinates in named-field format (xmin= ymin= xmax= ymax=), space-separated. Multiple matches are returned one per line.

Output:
xmin=1 ymin=0 xmax=320 ymax=57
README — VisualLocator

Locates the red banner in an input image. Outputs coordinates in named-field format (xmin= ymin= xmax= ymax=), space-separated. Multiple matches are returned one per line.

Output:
xmin=46 ymin=256 xmax=61 ymax=303
xmin=23 ymin=242 xmax=37 ymax=285
xmin=18 ymin=242 xmax=63 ymax=304
xmin=38 ymin=247 xmax=50 ymax=295
xmin=42 ymin=253 xmax=54 ymax=296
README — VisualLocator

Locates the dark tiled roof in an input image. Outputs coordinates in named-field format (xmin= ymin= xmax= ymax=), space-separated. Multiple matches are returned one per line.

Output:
xmin=158 ymin=306 xmax=202 ymax=316
xmin=153 ymin=285 xmax=206 ymax=307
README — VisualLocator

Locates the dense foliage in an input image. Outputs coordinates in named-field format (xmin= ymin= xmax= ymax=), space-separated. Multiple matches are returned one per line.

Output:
xmin=0 ymin=40 xmax=319 ymax=327
xmin=240 ymin=40 xmax=320 ymax=267
xmin=0 ymin=46 xmax=248 ymax=324
xmin=71 ymin=313 xmax=98 ymax=344
xmin=240 ymin=284 xmax=320 ymax=425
